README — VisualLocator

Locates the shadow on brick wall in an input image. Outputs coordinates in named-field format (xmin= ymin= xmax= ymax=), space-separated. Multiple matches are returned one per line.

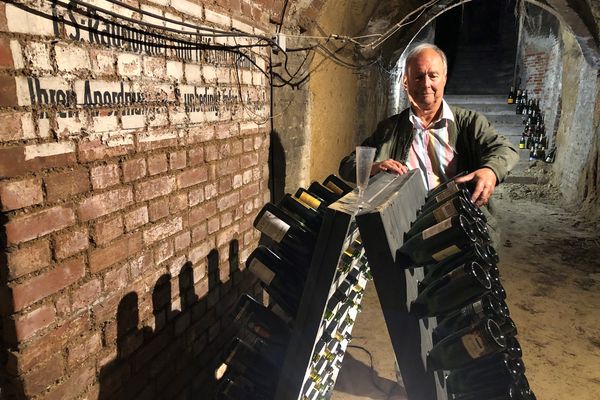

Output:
xmin=98 ymin=239 xmax=259 ymax=399
xmin=0 ymin=211 xmax=27 ymax=400
xmin=269 ymin=130 xmax=286 ymax=204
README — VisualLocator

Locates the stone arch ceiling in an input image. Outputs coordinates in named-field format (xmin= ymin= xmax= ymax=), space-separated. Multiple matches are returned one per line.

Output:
xmin=285 ymin=0 xmax=600 ymax=67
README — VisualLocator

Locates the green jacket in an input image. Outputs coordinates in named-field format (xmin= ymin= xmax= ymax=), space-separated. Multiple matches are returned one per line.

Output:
xmin=339 ymin=105 xmax=519 ymax=183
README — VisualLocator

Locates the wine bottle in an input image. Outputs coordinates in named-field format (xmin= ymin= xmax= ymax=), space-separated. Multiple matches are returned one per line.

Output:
xmin=217 ymin=376 xmax=271 ymax=400
xmin=507 ymin=87 xmax=515 ymax=104
xmin=500 ymin=317 xmax=518 ymax=337
xmin=307 ymin=181 xmax=342 ymax=204
xmin=253 ymin=203 xmax=316 ymax=259
xmin=215 ymin=338 xmax=278 ymax=393
xmin=519 ymin=135 xmax=526 ymax=149
xmin=232 ymin=294 xmax=291 ymax=345
xmin=471 ymin=218 xmax=491 ymax=244
xmin=433 ymin=294 xmax=509 ymax=343
xmin=397 ymin=214 xmax=479 ymax=267
xmin=420 ymin=241 xmax=494 ymax=289
xmin=427 ymin=318 xmax=506 ymax=371
xmin=447 ymin=357 xmax=525 ymax=397
xmin=410 ymin=261 xmax=492 ymax=318
xmin=426 ymin=173 xmax=469 ymax=197
xmin=295 ymin=188 xmax=329 ymax=214
xmin=262 ymin=279 xmax=299 ymax=319
xmin=452 ymin=377 xmax=530 ymax=400
xmin=247 ymin=246 xmax=305 ymax=294
xmin=322 ymin=174 xmax=353 ymax=195
xmin=278 ymin=193 xmax=323 ymax=234
xmin=407 ymin=196 xmax=479 ymax=239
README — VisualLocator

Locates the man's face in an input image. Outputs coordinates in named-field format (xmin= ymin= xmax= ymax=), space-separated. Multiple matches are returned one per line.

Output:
xmin=403 ymin=49 xmax=447 ymax=114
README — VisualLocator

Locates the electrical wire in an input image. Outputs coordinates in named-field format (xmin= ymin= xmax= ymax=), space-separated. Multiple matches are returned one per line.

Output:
xmin=347 ymin=344 xmax=398 ymax=397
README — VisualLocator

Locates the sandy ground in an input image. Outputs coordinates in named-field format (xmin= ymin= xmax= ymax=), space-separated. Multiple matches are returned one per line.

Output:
xmin=332 ymin=174 xmax=600 ymax=400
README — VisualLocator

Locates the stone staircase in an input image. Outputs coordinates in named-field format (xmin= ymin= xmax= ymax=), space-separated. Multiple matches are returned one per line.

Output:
xmin=444 ymin=94 xmax=541 ymax=183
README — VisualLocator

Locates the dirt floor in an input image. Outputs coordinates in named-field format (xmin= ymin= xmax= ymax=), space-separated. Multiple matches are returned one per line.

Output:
xmin=332 ymin=167 xmax=600 ymax=400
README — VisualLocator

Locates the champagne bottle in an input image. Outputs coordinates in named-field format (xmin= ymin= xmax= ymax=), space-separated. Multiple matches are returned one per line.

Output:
xmin=410 ymin=261 xmax=492 ymax=318
xmin=397 ymin=214 xmax=479 ymax=267
xmin=507 ymin=87 xmax=515 ymax=104
xmin=262 ymin=278 xmax=299 ymax=319
xmin=427 ymin=318 xmax=506 ymax=371
xmin=217 ymin=376 xmax=271 ymax=400
xmin=420 ymin=187 xmax=473 ymax=217
xmin=322 ymin=174 xmax=353 ymax=195
xmin=426 ymin=173 xmax=470 ymax=197
xmin=452 ymin=377 xmax=530 ymax=400
xmin=519 ymin=135 xmax=526 ymax=149
xmin=407 ymin=196 xmax=479 ymax=239
xmin=253 ymin=203 xmax=316 ymax=259
xmin=433 ymin=294 xmax=509 ymax=343
xmin=420 ymin=241 xmax=494 ymax=289
xmin=500 ymin=317 xmax=518 ymax=337
xmin=215 ymin=338 xmax=278 ymax=393
xmin=471 ymin=217 xmax=491 ymax=244
xmin=232 ymin=294 xmax=291 ymax=345
xmin=307 ymin=181 xmax=342 ymax=204
xmin=247 ymin=246 xmax=305 ymax=292
xmin=447 ymin=357 xmax=525 ymax=396
xmin=278 ymin=193 xmax=323 ymax=234
xmin=295 ymin=188 xmax=329 ymax=214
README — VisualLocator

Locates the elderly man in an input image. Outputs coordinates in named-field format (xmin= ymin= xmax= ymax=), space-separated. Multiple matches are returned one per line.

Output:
xmin=339 ymin=43 xmax=518 ymax=208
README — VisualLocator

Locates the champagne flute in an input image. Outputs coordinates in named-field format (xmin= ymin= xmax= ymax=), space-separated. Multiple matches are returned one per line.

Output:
xmin=355 ymin=146 xmax=376 ymax=208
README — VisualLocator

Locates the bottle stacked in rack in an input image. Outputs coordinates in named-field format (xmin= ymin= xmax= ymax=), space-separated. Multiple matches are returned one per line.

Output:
xmin=396 ymin=177 xmax=537 ymax=400
xmin=215 ymin=174 xmax=371 ymax=400
xmin=513 ymin=91 xmax=555 ymax=163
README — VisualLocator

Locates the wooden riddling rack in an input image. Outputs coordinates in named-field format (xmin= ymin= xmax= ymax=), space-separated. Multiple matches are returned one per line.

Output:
xmin=274 ymin=170 xmax=446 ymax=400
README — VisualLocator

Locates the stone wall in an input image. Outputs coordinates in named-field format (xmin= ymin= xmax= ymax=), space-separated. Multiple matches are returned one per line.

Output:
xmin=0 ymin=0 xmax=272 ymax=398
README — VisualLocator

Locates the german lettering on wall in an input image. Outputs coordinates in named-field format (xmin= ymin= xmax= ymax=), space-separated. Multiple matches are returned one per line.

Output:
xmin=0 ymin=0 xmax=272 ymax=398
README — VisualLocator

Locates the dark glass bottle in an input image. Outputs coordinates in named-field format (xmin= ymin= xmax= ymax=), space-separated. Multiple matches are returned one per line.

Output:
xmin=397 ymin=214 xmax=479 ymax=267
xmin=433 ymin=294 xmax=509 ymax=343
xmin=216 ymin=376 xmax=271 ymax=400
xmin=500 ymin=317 xmax=518 ymax=337
xmin=410 ymin=261 xmax=492 ymax=318
xmin=322 ymin=174 xmax=353 ymax=195
xmin=507 ymin=87 xmax=515 ymax=104
xmin=294 ymin=188 xmax=329 ymax=214
xmin=253 ymin=202 xmax=316 ymax=259
xmin=215 ymin=338 xmax=279 ymax=394
xmin=452 ymin=377 xmax=531 ymax=400
xmin=407 ymin=196 xmax=479 ymax=239
xmin=307 ymin=181 xmax=342 ymax=204
xmin=471 ymin=217 xmax=491 ymax=244
xmin=232 ymin=294 xmax=291 ymax=345
xmin=427 ymin=318 xmax=506 ymax=371
xmin=246 ymin=246 xmax=303 ymax=310
xmin=278 ymin=193 xmax=322 ymax=234
xmin=519 ymin=135 xmax=526 ymax=149
xmin=261 ymin=278 xmax=299 ymax=319
xmin=420 ymin=241 xmax=493 ymax=289
xmin=447 ymin=357 xmax=525 ymax=397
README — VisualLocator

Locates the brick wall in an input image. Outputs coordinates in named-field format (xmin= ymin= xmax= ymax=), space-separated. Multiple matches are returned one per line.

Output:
xmin=0 ymin=0 xmax=273 ymax=398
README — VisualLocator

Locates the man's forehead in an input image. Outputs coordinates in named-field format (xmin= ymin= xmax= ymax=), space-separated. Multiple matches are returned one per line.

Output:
xmin=407 ymin=51 xmax=444 ymax=71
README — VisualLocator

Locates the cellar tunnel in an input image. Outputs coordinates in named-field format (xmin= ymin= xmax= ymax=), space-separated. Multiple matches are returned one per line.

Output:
xmin=0 ymin=0 xmax=598 ymax=399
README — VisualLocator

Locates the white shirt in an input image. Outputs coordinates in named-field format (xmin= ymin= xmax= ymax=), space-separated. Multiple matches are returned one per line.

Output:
xmin=406 ymin=100 xmax=458 ymax=190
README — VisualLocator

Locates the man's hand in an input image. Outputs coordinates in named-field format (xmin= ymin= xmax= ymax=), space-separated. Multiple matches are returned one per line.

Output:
xmin=371 ymin=159 xmax=408 ymax=176
xmin=455 ymin=168 xmax=498 ymax=207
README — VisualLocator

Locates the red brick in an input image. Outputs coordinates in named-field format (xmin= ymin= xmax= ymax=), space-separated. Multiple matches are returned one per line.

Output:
xmin=148 ymin=197 xmax=170 ymax=221
xmin=218 ymin=158 xmax=241 ymax=177
xmin=54 ymin=227 xmax=89 ymax=259
xmin=124 ymin=206 xmax=149 ymax=232
xmin=189 ymin=188 xmax=204 ymax=206
xmin=147 ymin=153 xmax=168 ymax=175
xmin=13 ymin=304 xmax=56 ymax=341
xmin=155 ymin=240 xmax=174 ymax=264
xmin=91 ymin=163 xmax=120 ymax=189
xmin=207 ymin=216 xmax=220 ymax=234
xmin=241 ymin=153 xmax=259 ymax=167
xmin=143 ymin=216 xmax=183 ymax=245
xmin=44 ymin=169 xmax=89 ymax=203
xmin=14 ymin=313 xmax=91 ymax=372
xmin=93 ymin=216 xmax=123 ymax=245
xmin=6 ymin=205 xmax=76 ymax=245
xmin=104 ymin=264 xmax=129 ymax=291
xmin=174 ymin=231 xmax=191 ymax=252
xmin=177 ymin=166 xmax=208 ymax=188
xmin=205 ymin=145 xmax=218 ymax=161
xmin=188 ymin=148 xmax=204 ymax=166
xmin=0 ymin=144 xmax=76 ymax=178
xmin=217 ymin=191 xmax=240 ymax=211
xmin=218 ymin=176 xmax=232 ymax=193
xmin=72 ymin=279 xmax=102 ymax=310
xmin=89 ymin=232 xmax=142 ymax=273
xmin=11 ymin=256 xmax=85 ymax=311
xmin=67 ymin=335 xmax=101 ymax=368
xmin=22 ymin=353 xmax=63 ymax=397
xmin=189 ymin=201 xmax=217 ymax=225
xmin=78 ymin=139 xmax=133 ymax=162
xmin=0 ymin=37 xmax=13 ymax=69
xmin=217 ymin=224 xmax=239 ymax=248
xmin=241 ymin=182 xmax=260 ymax=199
xmin=45 ymin=362 xmax=95 ymax=400
xmin=135 ymin=176 xmax=175 ymax=202
xmin=78 ymin=187 xmax=133 ymax=221
xmin=0 ymin=75 xmax=17 ymax=107
xmin=170 ymin=193 xmax=188 ymax=213
xmin=0 ymin=178 xmax=43 ymax=211
xmin=191 ymin=223 xmax=207 ymax=243
xmin=204 ymin=183 xmax=218 ymax=199
xmin=0 ymin=112 xmax=29 ymax=142
xmin=220 ymin=211 xmax=233 ymax=227
xmin=243 ymin=138 xmax=254 ymax=152
xmin=7 ymin=240 xmax=51 ymax=280
xmin=122 ymin=158 xmax=147 ymax=182
xmin=169 ymin=150 xmax=187 ymax=170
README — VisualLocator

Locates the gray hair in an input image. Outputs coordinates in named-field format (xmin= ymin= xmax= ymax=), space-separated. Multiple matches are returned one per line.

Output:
xmin=403 ymin=43 xmax=448 ymax=76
